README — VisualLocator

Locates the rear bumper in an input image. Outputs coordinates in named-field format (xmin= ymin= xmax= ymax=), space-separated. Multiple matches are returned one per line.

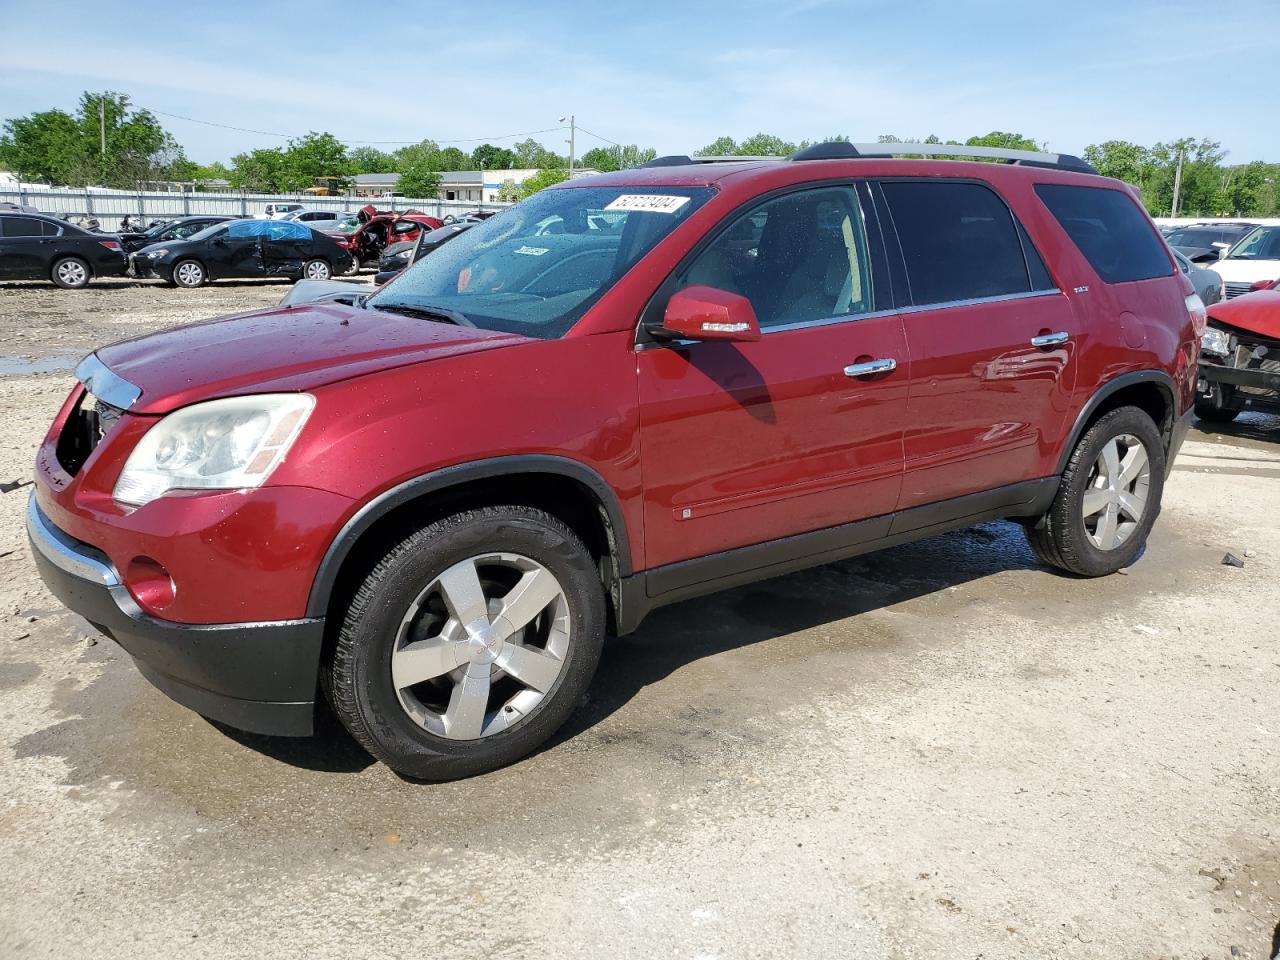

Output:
xmin=27 ymin=494 xmax=323 ymax=736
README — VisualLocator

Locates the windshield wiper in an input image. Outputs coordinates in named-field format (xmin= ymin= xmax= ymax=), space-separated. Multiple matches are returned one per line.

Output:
xmin=369 ymin=301 xmax=475 ymax=327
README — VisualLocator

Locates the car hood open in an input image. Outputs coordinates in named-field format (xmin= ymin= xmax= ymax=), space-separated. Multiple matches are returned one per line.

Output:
xmin=93 ymin=301 xmax=529 ymax=414
xmin=1208 ymin=289 xmax=1280 ymax=339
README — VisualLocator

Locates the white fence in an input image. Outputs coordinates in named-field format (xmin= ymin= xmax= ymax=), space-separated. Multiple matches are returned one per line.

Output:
xmin=0 ymin=184 xmax=513 ymax=231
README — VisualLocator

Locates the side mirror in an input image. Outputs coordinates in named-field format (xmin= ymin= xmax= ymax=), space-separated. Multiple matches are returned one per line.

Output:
xmin=655 ymin=285 xmax=762 ymax=343
xmin=211 ymin=236 xmax=226 ymax=246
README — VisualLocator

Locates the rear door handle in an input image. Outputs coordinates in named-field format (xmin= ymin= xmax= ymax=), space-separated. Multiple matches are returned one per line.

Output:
xmin=843 ymin=358 xmax=897 ymax=378
xmin=1030 ymin=331 xmax=1069 ymax=348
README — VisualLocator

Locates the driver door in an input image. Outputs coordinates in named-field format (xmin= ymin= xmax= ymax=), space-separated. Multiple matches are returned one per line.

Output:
xmin=636 ymin=184 xmax=910 ymax=570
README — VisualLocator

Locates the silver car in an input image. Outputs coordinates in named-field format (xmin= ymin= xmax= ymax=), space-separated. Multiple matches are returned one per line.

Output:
xmin=1171 ymin=248 xmax=1223 ymax=305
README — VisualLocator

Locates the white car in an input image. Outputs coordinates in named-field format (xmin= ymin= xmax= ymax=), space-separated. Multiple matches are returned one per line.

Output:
xmin=1213 ymin=224 xmax=1280 ymax=298
xmin=260 ymin=202 xmax=305 ymax=220
xmin=282 ymin=209 xmax=349 ymax=228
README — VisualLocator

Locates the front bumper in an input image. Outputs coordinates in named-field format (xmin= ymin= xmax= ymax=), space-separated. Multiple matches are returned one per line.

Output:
xmin=27 ymin=494 xmax=324 ymax=736
xmin=128 ymin=254 xmax=165 ymax=280
xmin=1198 ymin=357 xmax=1280 ymax=395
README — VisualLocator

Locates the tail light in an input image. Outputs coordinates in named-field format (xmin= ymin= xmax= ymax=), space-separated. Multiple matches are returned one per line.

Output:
xmin=98 ymin=240 xmax=122 ymax=251
xmin=1185 ymin=293 xmax=1207 ymax=336
xmin=1250 ymin=278 xmax=1279 ymax=292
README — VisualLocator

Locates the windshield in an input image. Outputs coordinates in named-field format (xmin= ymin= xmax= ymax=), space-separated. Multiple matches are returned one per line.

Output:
xmin=1226 ymin=225 xmax=1280 ymax=261
xmin=1164 ymin=227 xmax=1222 ymax=247
xmin=329 ymin=216 xmax=359 ymax=233
xmin=366 ymin=186 xmax=713 ymax=339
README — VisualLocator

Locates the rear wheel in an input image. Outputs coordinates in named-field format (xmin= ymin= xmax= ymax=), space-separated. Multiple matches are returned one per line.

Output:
xmin=325 ymin=506 xmax=606 ymax=781
xmin=1025 ymin=406 xmax=1165 ymax=577
xmin=303 ymin=258 xmax=331 ymax=281
xmin=172 ymin=259 xmax=205 ymax=288
xmin=51 ymin=256 xmax=90 ymax=289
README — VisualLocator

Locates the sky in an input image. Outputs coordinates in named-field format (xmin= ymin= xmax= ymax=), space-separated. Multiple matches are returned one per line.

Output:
xmin=2 ymin=0 xmax=1277 ymax=166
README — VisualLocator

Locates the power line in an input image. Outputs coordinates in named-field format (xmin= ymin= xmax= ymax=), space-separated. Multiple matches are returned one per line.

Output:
xmin=145 ymin=107 xmax=569 ymax=146
xmin=575 ymin=124 xmax=623 ymax=148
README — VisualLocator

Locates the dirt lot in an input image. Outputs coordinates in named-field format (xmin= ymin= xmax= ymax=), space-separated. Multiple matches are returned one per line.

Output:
xmin=1 ymin=280 xmax=1279 ymax=959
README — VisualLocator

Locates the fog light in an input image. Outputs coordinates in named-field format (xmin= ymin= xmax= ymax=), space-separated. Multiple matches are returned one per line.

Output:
xmin=125 ymin=556 xmax=176 ymax=613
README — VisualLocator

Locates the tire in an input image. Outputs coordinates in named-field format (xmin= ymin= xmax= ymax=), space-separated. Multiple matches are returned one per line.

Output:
xmin=303 ymin=258 xmax=331 ymax=281
xmin=1194 ymin=382 xmax=1240 ymax=423
xmin=345 ymin=256 xmax=361 ymax=276
xmin=172 ymin=259 xmax=206 ymax=288
xmin=50 ymin=256 xmax=90 ymax=289
xmin=1025 ymin=406 xmax=1166 ymax=577
xmin=325 ymin=505 xmax=606 ymax=780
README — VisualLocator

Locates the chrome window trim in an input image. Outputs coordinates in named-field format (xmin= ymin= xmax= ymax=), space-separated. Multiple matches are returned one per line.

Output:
xmin=761 ymin=287 xmax=1063 ymax=335
xmin=76 ymin=352 xmax=141 ymax=410
xmin=25 ymin=495 xmax=120 ymax=588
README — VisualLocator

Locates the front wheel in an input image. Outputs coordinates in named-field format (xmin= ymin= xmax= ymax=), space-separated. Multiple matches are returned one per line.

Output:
xmin=1025 ymin=406 xmax=1166 ymax=577
xmin=325 ymin=506 xmax=606 ymax=781
xmin=1194 ymin=382 xmax=1240 ymax=423
xmin=303 ymin=258 xmax=331 ymax=281
xmin=344 ymin=255 xmax=361 ymax=275
xmin=172 ymin=259 xmax=206 ymax=288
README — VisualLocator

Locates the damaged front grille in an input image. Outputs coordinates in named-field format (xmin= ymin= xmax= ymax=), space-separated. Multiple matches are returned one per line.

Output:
xmin=56 ymin=390 xmax=125 ymax=476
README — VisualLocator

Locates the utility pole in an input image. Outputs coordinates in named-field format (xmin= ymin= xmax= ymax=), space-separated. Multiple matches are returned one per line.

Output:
xmin=99 ymin=97 xmax=106 ymax=155
xmin=559 ymin=115 xmax=575 ymax=178
xmin=1170 ymin=147 xmax=1184 ymax=219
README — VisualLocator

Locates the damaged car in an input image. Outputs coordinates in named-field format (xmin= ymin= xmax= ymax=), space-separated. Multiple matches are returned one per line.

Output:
xmin=132 ymin=218 xmax=353 ymax=287
xmin=1196 ymin=287 xmax=1280 ymax=422
xmin=322 ymin=205 xmax=444 ymax=272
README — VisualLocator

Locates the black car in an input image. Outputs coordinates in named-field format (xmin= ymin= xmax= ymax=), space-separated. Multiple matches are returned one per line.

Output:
xmin=377 ymin=239 xmax=416 ymax=273
xmin=118 ymin=215 xmax=238 ymax=254
xmin=1164 ymin=222 xmax=1258 ymax=263
xmin=132 ymin=218 xmax=353 ymax=287
xmin=0 ymin=212 xmax=127 ymax=289
xmin=373 ymin=221 xmax=474 ymax=285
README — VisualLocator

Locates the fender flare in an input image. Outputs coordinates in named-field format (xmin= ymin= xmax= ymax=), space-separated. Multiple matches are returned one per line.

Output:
xmin=305 ymin=455 xmax=633 ymax=619
xmin=1055 ymin=369 xmax=1178 ymax=475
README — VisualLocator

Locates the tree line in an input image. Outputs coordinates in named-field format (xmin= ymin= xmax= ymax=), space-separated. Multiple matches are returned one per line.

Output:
xmin=2 ymin=91 xmax=1275 ymax=215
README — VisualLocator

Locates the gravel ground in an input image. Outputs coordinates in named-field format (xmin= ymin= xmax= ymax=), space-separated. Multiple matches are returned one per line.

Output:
xmin=1 ymin=281 xmax=1278 ymax=960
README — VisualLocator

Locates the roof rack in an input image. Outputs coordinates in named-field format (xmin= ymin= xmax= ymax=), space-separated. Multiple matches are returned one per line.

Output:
xmin=791 ymin=141 xmax=1098 ymax=174
xmin=640 ymin=141 xmax=1097 ymax=175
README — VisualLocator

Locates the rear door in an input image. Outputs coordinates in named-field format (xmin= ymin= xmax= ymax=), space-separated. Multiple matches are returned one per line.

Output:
xmin=875 ymin=179 xmax=1079 ymax=510
xmin=636 ymin=183 xmax=910 ymax=569
xmin=0 ymin=215 xmax=50 ymax=278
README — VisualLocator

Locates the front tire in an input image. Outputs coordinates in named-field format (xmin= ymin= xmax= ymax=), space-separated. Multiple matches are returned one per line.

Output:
xmin=1194 ymin=382 xmax=1240 ymax=423
xmin=303 ymin=258 xmax=331 ymax=281
xmin=51 ymin=256 xmax=90 ymax=289
xmin=345 ymin=255 xmax=361 ymax=275
xmin=1025 ymin=406 xmax=1166 ymax=577
xmin=325 ymin=506 xmax=606 ymax=781
xmin=172 ymin=259 xmax=206 ymax=288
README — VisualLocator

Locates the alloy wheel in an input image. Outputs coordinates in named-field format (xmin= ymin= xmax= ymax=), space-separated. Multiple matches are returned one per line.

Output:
xmin=391 ymin=553 xmax=570 ymax=740
xmin=175 ymin=262 xmax=203 ymax=286
xmin=56 ymin=260 xmax=87 ymax=286
xmin=1082 ymin=433 xmax=1150 ymax=550
xmin=305 ymin=260 xmax=330 ymax=280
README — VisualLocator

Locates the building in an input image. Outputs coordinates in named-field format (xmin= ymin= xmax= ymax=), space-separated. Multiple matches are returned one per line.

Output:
xmin=352 ymin=169 xmax=601 ymax=202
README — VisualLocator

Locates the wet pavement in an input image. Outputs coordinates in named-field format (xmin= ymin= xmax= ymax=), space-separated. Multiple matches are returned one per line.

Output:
xmin=1 ymin=283 xmax=1278 ymax=959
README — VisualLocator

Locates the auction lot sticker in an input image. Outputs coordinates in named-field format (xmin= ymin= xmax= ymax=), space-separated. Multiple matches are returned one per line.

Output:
xmin=604 ymin=195 xmax=691 ymax=214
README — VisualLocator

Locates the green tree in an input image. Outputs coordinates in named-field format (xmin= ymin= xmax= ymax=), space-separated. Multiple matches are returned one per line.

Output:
xmin=738 ymin=133 xmax=797 ymax=156
xmin=1082 ymin=140 xmax=1151 ymax=185
xmin=512 ymin=137 xmax=563 ymax=168
xmin=521 ymin=168 xmax=570 ymax=197
xmin=436 ymin=146 xmax=469 ymax=171
xmin=472 ymin=143 xmax=517 ymax=170
xmin=580 ymin=144 xmax=658 ymax=172
xmin=228 ymin=147 xmax=288 ymax=192
xmin=965 ymin=131 xmax=1044 ymax=152
xmin=0 ymin=108 xmax=79 ymax=183
xmin=279 ymin=131 xmax=351 ymax=190
xmin=349 ymin=145 xmax=396 ymax=173
xmin=580 ymin=146 xmax=618 ymax=172
xmin=694 ymin=136 xmax=739 ymax=157
xmin=397 ymin=157 xmax=442 ymax=198
xmin=495 ymin=179 xmax=524 ymax=202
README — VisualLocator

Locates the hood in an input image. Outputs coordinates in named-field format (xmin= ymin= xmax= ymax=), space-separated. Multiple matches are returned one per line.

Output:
xmin=1208 ymin=289 xmax=1280 ymax=339
xmin=134 ymin=237 xmax=199 ymax=259
xmin=94 ymin=301 xmax=528 ymax=414
xmin=1214 ymin=257 xmax=1280 ymax=283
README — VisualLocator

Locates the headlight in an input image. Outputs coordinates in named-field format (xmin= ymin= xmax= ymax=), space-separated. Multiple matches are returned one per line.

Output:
xmin=146 ymin=249 xmax=168 ymax=258
xmin=1200 ymin=327 xmax=1230 ymax=358
xmin=113 ymin=394 xmax=314 ymax=506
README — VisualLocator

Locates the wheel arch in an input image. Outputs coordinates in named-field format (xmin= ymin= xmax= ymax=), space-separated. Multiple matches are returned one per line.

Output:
xmin=1056 ymin=370 xmax=1176 ymax=475
xmin=306 ymin=455 xmax=634 ymax=628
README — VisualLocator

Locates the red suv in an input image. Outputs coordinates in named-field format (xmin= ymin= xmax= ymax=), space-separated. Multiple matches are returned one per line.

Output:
xmin=29 ymin=142 xmax=1202 ymax=780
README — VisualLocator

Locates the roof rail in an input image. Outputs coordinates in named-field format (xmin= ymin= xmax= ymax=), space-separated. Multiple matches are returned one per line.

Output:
xmin=790 ymin=140 xmax=1097 ymax=175
xmin=639 ymin=154 xmax=779 ymax=168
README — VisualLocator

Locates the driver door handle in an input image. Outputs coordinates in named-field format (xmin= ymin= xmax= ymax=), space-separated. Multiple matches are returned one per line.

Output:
xmin=843 ymin=358 xmax=897 ymax=378
xmin=1030 ymin=331 xmax=1069 ymax=348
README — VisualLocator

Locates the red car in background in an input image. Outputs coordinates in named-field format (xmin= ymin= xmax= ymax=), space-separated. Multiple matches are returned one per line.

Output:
xmin=1196 ymin=287 xmax=1280 ymax=422
xmin=323 ymin=205 xmax=444 ymax=272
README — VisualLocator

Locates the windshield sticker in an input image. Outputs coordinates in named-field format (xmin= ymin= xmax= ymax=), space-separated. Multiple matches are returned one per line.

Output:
xmin=604 ymin=195 xmax=691 ymax=214
xmin=514 ymin=245 xmax=550 ymax=256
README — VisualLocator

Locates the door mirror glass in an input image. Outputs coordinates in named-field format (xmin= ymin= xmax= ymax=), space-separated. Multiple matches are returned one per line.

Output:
xmin=658 ymin=285 xmax=761 ymax=342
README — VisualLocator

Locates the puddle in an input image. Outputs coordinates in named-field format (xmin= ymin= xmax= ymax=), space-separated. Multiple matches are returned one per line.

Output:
xmin=0 ymin=352 xmax=80 ymax=376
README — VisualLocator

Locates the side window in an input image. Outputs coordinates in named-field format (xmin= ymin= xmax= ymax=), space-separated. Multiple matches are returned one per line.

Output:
xmin=1 ymin=217 xmax=43 ymax=238
xmin=394 ymin=220 xmax=421 ymax=236
xmin=1015 ymin=219 xmax=1055 ymax=290
xmin=40 ymin=220 xmax=62 ymax=237
xmin=1034 ymin=184 xmax=1172 ymax=283
xmin=227 ymin=221 xmax=256 ymax=239
xmin=880 ymin=180 xmax=1033 ymax=305
xmin=677 ymin=186 xmax=873 ymax=329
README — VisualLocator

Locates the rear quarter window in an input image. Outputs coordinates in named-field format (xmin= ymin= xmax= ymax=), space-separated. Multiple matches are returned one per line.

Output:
xmin=1035 ymin=184 xmax=1172 ymax=284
